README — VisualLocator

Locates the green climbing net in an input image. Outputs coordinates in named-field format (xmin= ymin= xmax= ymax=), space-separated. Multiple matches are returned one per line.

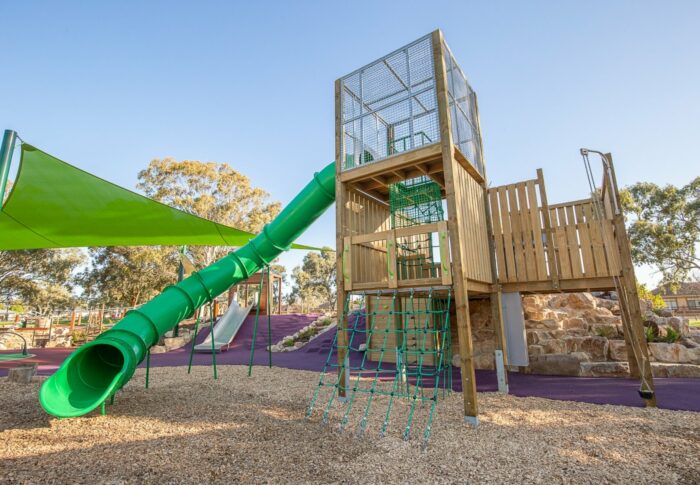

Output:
xmin=389 ymin=176 xmax=445 ymax=281
xmin=389 ymin=176 xmax=444 ymax=229
xmin=306 ymin=288 xmax=453 ymax=447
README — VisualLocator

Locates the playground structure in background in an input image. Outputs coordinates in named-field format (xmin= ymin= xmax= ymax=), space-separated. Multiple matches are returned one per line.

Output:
xmin=0 ymin=29 xmax=656 ymax=444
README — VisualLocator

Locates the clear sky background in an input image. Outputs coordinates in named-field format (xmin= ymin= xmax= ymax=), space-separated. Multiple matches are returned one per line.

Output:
xmin=1 ymin=0 xmax=698 ymax=289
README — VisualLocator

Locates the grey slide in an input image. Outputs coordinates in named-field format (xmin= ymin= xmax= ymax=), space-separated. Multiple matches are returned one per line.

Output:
xmin=194 ymin=300 xmax=253 ymax=353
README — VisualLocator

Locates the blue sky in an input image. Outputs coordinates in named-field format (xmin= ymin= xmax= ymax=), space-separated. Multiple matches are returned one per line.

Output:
xmin=2 ymin=1 xmax=698 ymax=288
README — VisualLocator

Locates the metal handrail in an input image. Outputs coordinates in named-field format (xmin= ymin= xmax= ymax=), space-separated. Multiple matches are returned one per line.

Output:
xmin=0 ymin=329 xmax=28 ymax=355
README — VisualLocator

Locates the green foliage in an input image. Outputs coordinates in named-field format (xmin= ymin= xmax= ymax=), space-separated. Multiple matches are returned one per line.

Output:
xmin=10 ymin=304 xmax=25 ymax=313
xmin=297 ymin=327 xmax=317 ymax=342
xmin=289 ymin=248 xmax=336 ymax=311
xmin=645 ymin=325 xmax=655 ymax=343
xmin=79 ymin=246 xmax=178 ymax=307
xmin=283 ymin=339 xmax=295 ymax=347
xmin=622 ymin=177 xmax=700 ymax=289
xmin=595 ymin=326 xmax=617 ymax=339
xmin=636 ymin=283 xmax=667 ymax=310
xmin=316 ymin=316 xmax=333 ymax=327
xmin=137 ymin=158 xmax=281 ymax=268
xmin=663 ymin=326 xmax=680 ymax=343
xmin=0 ymin=249 xmax=84 ymax=315
xmin=71 ymin=330 xmax=87 ymax=345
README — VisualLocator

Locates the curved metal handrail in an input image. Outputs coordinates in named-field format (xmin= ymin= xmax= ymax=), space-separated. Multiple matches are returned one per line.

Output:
xmin=0 ymin=329 xmax=28 ymax=355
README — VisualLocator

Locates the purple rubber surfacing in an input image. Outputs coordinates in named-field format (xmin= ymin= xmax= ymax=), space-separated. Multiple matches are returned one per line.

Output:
xmin=1 ymin=314 xmax=698 ymax=412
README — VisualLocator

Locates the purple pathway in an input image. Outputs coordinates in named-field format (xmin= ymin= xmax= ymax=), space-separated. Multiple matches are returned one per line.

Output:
xmin=1 ymin=314 xmax=698 ymax=412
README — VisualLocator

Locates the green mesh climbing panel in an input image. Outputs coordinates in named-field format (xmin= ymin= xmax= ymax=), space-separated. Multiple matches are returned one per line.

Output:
xmin=306 ymin=288 xmax=452 ymax=448
xmin=389 ymin=176 xmax=444 ymax=229
xmin=389 ymin=176 xmax=444 ymax=280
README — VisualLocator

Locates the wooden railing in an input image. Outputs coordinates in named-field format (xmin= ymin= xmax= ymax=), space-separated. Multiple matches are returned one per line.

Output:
xmin=488 ymin=171 xmax=621 ymax=289
xmin=342 ymin=221 xmax=452 ymax=291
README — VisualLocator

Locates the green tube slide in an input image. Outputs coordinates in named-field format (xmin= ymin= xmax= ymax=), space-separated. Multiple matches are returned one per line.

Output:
xmin=39 ymin=162 xmax=336 ymax=417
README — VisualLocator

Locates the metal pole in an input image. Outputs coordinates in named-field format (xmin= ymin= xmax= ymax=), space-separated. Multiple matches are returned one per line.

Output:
xmin=173 ymin=246 xmax=186 ymax=337
xmin=0 ymin=129 xmax=18 ymax=206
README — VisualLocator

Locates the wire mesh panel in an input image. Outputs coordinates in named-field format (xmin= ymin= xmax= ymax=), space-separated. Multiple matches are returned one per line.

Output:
xmin=389 ymin=176 xmax=444 ymax=228
xmin=340 ymin=35 xmax=440 ymax=170
xmin=442 ymin=40 xmax=485 ymax=175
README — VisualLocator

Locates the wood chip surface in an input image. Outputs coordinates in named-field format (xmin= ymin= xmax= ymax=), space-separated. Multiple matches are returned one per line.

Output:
xmin=1 ymin=366 xmax=698 ymax=484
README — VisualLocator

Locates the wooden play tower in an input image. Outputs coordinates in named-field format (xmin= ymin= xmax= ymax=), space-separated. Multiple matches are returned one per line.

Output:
xmin=333 ymin=30 xmax=655 ymax=424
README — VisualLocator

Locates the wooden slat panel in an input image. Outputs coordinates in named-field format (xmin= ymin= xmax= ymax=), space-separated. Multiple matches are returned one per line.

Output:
xmin=526 ymin=181 xmax=547 ymax=280
xmin=575 ymin=203 xmax=595 ymax=277
xmin=517 ymin=182 xmax=537 ymax=281
xmin=553 ymin=207 xmax=572 ymax=279
xmin=508 ymin=185 xmax=526 ymax=281
xmin=489 ymin=189 xmax=507 ymax=282
xmin=584 ymin=203 xmax=607 ymax=277
xmin=498 ymin=187 xmax=516 ymax=282
xmin=565 ymin=205 xmax=584 ymax=278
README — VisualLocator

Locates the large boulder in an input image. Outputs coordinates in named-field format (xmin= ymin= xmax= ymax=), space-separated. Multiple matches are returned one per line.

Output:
xmin=648 ymin=342 xmax=700 ymax=364
xmin=580 ymin=361 xmax=629 ymax=377
xmin=564 ymin=336 xmax=609 ymax=361
xmin=525 ymin=352 xmax=588 ymax=376
xmin=541 ymin=338 xmax=566 ymax=354
xmin=562 ymin=293 xmax=598 ymax=310
xmin=651 ymin=363 xmax=700 ymax=378
xmin=608 ymin=340 xmax=628 ymax=361
xmin=667 ymin=317 xmax=690 ymax=337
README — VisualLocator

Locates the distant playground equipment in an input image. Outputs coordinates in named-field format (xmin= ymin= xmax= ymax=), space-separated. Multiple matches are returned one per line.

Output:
xmin=0 ymin=330 xmax=34 ymax=361
xmin=0 ymin=29 xmax=657 ymax=445
xmin=193 ymin=300 xmax=254 ymax=353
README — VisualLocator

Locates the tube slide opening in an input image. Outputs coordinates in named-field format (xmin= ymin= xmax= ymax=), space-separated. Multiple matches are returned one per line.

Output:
xmin=40 ymin=341 xmax=129 ymax=417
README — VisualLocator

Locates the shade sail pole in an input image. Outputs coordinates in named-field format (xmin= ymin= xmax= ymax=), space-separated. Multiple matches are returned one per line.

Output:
xmin=0 ymin=129 xmax=17 ymax=206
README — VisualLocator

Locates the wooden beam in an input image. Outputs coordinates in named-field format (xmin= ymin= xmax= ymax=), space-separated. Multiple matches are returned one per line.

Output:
xmin=339 ymin=143 xmax=442 ymax=183
xmin=606 ymin=153 xmax=656 ymax=406
xmin=453 ymin=146 xmax=485 ymax=184
xmin=432 ymin=29 xmax=479 ymax=422
xmin=334 ymin=78 xmax=349 ymax=397
xmin=501 ymin=276 xmax=617 ymax=293
xmin=537 ymin=169 xmax=559 ymax=290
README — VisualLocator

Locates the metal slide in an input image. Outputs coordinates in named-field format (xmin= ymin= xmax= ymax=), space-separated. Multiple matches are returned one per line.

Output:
xmin=193 ymin=301 xmax=253 ymax=353
xmin=39 ymin=162 xmax=335 ymax=418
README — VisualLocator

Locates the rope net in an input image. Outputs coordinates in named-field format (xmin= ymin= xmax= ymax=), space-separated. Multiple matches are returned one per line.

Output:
xmin=306 ymin=288 xmax=452 ymax=447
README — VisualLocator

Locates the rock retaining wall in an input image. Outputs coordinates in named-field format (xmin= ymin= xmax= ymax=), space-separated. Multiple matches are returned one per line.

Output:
xmin=457 ymin=293 xmax=700 ymax=378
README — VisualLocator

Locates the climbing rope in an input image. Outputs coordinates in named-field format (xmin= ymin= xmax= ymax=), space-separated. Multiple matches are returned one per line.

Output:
xmin=306 ymin=288 xmax=452 ymax=447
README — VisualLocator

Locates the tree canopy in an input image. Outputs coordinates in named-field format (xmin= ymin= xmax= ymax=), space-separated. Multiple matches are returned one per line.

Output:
xmin=622 ymin=177 xmax=700 ymax=289
xmin=289 ymin=248 xmax=336 ymax=311
xmin=0 ymin=249 xmax=84 ymax=314
xmin=137 ymin=158 xmax=281 ymax=268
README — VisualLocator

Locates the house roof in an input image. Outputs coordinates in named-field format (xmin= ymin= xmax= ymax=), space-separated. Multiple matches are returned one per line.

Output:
xmin=652 ymin=282 xmax=700 ymax=296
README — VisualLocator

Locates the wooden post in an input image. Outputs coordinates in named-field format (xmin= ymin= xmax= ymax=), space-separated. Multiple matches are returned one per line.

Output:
xmin=277 ymin=277 xmax=283 ymax=314
xmin=432 ymin=29 xmax=479 ymax=423
xmin=536 ymin=169 xmax=559 ymax=290
xmin=335 ymin=78 xmax=350 ymax=397
xmin=605 ymin=153 xmax=656 ymax=406
xmin=98 ymin=304 xmax=105 ymax=333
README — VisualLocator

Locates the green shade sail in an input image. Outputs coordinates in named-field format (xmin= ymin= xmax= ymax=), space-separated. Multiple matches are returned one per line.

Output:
xmin=0 ymin=143 xmax=315 ymax=250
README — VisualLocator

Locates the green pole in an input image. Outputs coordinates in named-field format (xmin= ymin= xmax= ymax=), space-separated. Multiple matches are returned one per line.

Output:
xmin=0 ymin=129 xmax=17 ymax=206
xmin=266 ymin=267 xmax=272 ymax=368
xmin=173 ymin=246 xmax=186 ymax=337
xmin=145 ymin=348 xmax=151 ymax=388
xmin=209 ymin=301 xmax=217 ymax=380
xmin=247 ymin=268 xmax=267 ymax=377
xmin=187 ymin=312 xmax=201 ymax=374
